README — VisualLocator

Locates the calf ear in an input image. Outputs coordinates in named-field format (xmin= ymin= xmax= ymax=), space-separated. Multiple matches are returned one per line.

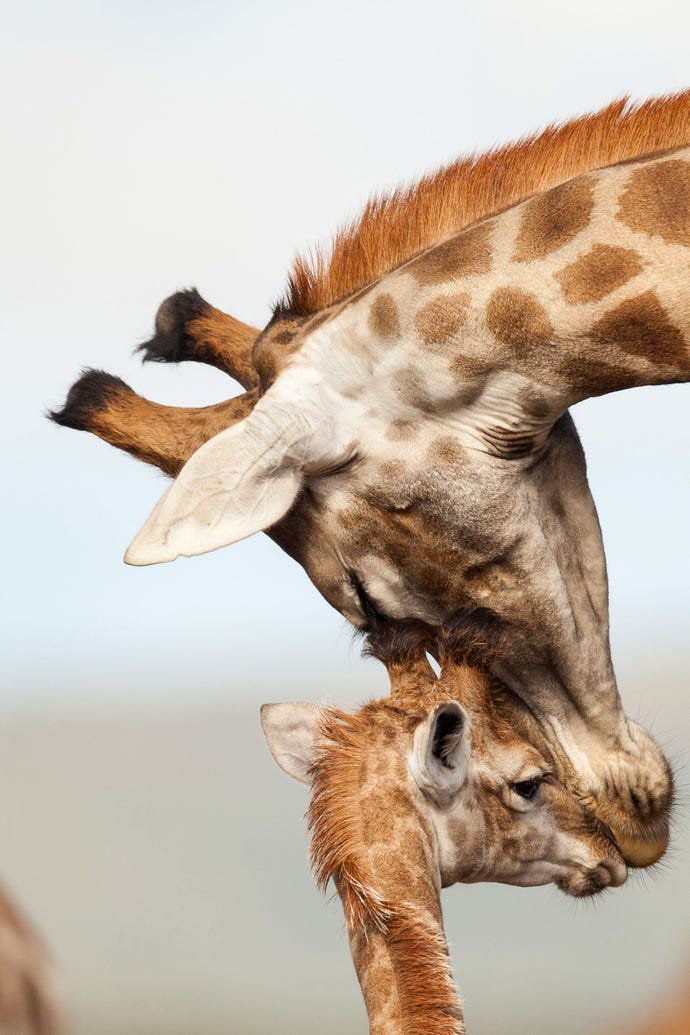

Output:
xmin=260 ymin=702 xmax=324 ymax=784
xmin=410 ymin=701 xmax=470 ymax=804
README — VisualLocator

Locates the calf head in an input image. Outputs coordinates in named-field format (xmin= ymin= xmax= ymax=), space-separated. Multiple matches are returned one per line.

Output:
xmin=262 ymin=617 xmax=640 ymax=897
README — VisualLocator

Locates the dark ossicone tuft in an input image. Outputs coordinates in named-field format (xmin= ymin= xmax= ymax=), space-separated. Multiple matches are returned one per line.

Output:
xmin=136 ymin=288 xmax=210 ymax=365
xmin=48 ymin=369 xmax=131 ymax=430
xmin=363 ymin=618 xmax=437 ymax=667
xmin=438 ymin=608 xmax=509 ymax=667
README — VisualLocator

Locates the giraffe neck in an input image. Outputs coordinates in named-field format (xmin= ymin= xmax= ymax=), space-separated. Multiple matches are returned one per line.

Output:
xmin=346 ymin=922 xmax=405 ymax=1034
xmin=310 ymin=709 xmax=464 ymax=1035
xmin=407 ymin=145 xmax=690 ymax=408
xmin=344 ymin=894 xmax=463 ymax=1035
xmin=306 ymin=146 xmax=690 ymax=445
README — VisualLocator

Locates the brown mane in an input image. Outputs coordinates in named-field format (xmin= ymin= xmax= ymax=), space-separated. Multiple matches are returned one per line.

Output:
xmin=308 ymin=702 xmax=402 ymax=929
xmin=307 ymin=703 xmax=462 ymax=1034
xmin=284 ymin=90 xmax=690 ymax=315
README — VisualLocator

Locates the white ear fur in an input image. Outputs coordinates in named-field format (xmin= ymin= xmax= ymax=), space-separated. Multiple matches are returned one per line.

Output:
xmin=124 ymin=384 xmax=351 ymax=566
xmin=260 ymin=701 xmax=324 ymax=784
xmin=410 ymin=701 xmax=470 ymax=805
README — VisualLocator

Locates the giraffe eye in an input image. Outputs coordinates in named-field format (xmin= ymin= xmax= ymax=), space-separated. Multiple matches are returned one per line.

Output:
xmin=512 ymin=776 xmax=543 ymax=800
xmin=349 ymin=573 xmax=387 ymax=629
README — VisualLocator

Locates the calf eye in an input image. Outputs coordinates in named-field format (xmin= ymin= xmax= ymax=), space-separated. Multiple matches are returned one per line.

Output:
xmin=512 ymin=777 xmax=542 ymax=800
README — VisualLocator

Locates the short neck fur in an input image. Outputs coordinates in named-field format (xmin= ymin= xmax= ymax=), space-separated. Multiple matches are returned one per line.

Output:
xmin=309 ymin=705 xmax=464 ymax=1035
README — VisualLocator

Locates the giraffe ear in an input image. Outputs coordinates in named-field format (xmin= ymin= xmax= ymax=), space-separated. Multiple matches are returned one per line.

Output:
xmin=410 ymin=701 xmax=470 ymax=804
xmin=124 ymin=383 xmax=353 ymax=566
xmin=260 ymin=702 xmax=325 ymax=785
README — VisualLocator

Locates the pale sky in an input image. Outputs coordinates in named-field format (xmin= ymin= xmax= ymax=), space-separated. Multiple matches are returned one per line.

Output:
xmin=3 ymin=0 xmax=690 ymax=707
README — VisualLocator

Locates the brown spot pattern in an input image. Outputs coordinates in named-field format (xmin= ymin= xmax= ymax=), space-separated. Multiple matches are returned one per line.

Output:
xmin=272 ymin=328 xmax=298 ymax=346
xmin=560 ymin=351 xmax=651 ymax=396
xmin=448 ymin=354 xmax=488 ymax=383
xmin=391 ymin=365 xmax=434 ymax=411
xmin=590 ymin=289 xmax=688 ymax=367
xmin=618 ymin=158 xmax=690 ymax=247
xmin=386 ymin=419 xmax=418 ymax=441
xmin=486 ymin=287 xmax=555 ymax=351
xmin=369 ymin=293 xmax=401 ymax=339
xmin=410 ymin=221 xmax=493 ymax=285
xmin=377 ymin=460 xmax=406 ymax=483
xmin=415 ymin=292 xmax=470 ymax=346
xmin=253 ymin=319 xmax=303 ymax=389
xmin=556 ymin=244 xmax=643 ymax=304
xmin=513 ymin=177 xmax=595 ymax=262
xmin=427 ymin=436 xmax=464 ymax=466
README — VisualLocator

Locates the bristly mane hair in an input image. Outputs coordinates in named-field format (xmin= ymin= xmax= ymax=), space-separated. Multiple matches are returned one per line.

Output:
xmin=283 ymin=90 xmax=690 ymax=316
xmin=307 ymin=704 xmax=463 ymax=1034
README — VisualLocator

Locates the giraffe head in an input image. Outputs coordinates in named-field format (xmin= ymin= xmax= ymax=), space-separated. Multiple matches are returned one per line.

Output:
xmin=262 ymin=616 xmax=633 ymax=899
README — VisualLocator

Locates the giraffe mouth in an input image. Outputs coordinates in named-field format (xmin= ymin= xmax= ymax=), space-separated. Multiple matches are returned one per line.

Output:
xmin=557 ymin=858 xmax=628 ymax=898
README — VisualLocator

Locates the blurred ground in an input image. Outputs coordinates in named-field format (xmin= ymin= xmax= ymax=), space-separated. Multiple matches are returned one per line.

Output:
xmin=0 ymin=655 xmax=686 ymax=1035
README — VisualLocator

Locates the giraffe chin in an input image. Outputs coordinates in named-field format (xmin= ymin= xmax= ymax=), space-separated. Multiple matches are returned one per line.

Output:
xmin=608 ymin=827 xmax=670 ymax=869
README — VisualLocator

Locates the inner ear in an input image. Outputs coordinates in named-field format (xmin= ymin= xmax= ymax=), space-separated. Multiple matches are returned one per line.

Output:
xmin=260 ymin=701 xmax=324 ymax=785
xmin=411 ymin=700 xmax=469 ymax=804
xmin=432 ymin=706 xmax=465 ymax=769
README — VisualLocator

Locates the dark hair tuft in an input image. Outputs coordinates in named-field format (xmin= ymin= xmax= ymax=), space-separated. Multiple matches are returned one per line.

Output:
xmin=136 ymin=288 xmax=209 ymax=365
xmin=48 ymin=369 xmax=131 ymax=431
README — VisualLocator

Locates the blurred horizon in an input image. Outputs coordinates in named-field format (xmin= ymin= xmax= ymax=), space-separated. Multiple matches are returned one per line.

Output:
xmin=0 ymin=669 xmax=687 ymax=1035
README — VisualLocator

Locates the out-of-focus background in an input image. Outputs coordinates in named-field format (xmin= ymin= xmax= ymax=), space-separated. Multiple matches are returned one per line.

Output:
xmin=2 ymin=2 xmax=689 ymax=1033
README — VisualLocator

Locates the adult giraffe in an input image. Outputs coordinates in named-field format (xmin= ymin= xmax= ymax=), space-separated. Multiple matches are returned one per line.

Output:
xmin=52 ymin=91 xmax=689 ymax=869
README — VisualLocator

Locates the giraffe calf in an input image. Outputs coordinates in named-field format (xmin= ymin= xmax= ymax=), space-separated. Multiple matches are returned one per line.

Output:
xmin=262 ymin=615 xmax=631 ymax=1034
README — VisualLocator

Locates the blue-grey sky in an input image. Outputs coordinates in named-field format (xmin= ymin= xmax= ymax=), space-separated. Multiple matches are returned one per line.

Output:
xmin=4 ymin=0 xmax=690 ymax=707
